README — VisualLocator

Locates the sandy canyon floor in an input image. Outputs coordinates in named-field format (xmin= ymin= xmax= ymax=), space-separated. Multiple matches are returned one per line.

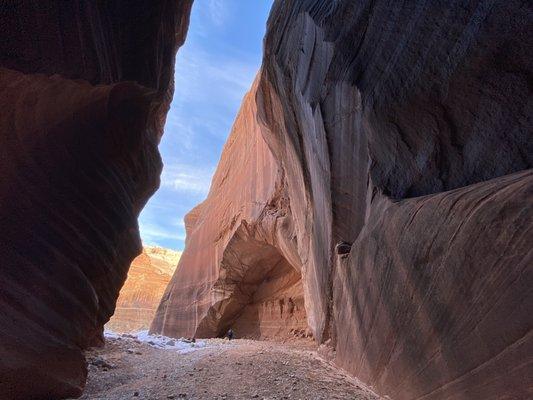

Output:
xmin=74 ymin=335 xmax=381 ymax=400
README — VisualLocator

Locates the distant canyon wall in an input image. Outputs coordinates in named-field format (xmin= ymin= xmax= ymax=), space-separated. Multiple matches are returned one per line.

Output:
xmin=153 ymin=1 xmax=532 ymax=399
xmin=0 ymin=1 xmax=192 ymax=399
xmin=107 ymin=246 xmax=180 ymax=333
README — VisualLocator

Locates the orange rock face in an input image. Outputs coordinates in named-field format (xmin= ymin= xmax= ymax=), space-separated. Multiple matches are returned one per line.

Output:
xmin=107 ymin=246 xmax=181 ymax=333
xmin=1 ymin=1 xmax=531 ymax=400
xmin=151 ymin=78 xmax=308 ymax=340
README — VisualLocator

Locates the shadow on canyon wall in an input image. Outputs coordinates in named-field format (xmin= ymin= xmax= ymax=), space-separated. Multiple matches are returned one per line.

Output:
xmin=0 ymin=1 xmax=531 ymax=400
xmin=0 ymin=1 xmax=192 ymax=398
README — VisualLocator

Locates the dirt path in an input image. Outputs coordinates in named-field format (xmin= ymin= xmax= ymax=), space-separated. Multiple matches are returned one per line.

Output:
xmin=74 ymin=335 xmax=381 ymax=400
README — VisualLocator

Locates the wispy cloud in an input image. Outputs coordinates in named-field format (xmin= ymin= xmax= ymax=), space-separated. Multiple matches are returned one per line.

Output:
xmin=173 ymin=45 xmax=258 ymax=113
xmin=138 ymin=0 xmax=270 ymax=251
xmin=207 ymin=0 xmax=230 ymax=26
xmin=160 ymin=161 xmax=215 ymax=196
xmin=139 ymin=221 xmax=186 ymax=243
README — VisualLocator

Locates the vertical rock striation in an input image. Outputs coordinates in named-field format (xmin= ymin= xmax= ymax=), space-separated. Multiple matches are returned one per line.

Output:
xmin=151 ymin=78 xmax=308 ymax=340
xmin=0 ymin=1 xmax=192 ymax=399
xmin=154 ymin=1 xmax=532 ymax=399
xmin=106 ymin=246 xmax=181 ymax=333
xmin=332 ymin=170 xmax=532 ymax=400
xmin=257 ymin=2 xmax=533 ymax=398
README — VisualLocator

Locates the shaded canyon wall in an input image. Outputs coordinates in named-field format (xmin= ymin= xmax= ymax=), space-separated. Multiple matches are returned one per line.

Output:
xmin=154 ymin=1 xmax=532 ymax=399
xmin=0 ymin=1 xmax=193 ymax=399
xmin=106 ymin=246 xmax=181 ymax=333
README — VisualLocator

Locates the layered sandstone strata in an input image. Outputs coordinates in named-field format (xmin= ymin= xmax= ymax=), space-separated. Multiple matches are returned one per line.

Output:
xmin=154 ymin=1 xmax=532 ymax=399
xmin=107 ymin=246 xmax=181 ymax=333
xmin=0 ymin=1 xmax=192 ymax=399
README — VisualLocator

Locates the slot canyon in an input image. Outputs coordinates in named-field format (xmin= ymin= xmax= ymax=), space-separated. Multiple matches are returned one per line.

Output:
xmin=0 ymin=1 xmax=532 ymax=400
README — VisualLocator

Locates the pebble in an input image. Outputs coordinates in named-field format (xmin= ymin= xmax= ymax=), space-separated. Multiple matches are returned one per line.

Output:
xmin=79 ymin=338 xmax=379 ymax=400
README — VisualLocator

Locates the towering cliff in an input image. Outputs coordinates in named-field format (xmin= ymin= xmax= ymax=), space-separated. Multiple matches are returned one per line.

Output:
xmin=151 ymin=78 xmax=308 ymax=340
xmin=107 ymin=246 xmax=181 ymax=333
xmin=153 ymin=1 xmax=533 ymax=399
xmin=0 ymin=1 xmax=192 ymax=399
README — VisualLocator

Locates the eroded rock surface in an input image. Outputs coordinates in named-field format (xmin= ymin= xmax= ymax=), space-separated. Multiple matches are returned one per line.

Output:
xmin=106 ymin=246 xmax=181 ymax=333
xmin=154 ymin=1 xmax=532 ymax=399
xmin=334 ymin=170 xmax=532 ymax=400
xmin=0 ymin=1 xmax=192 ymax=398
xmin=151 ymin=78 xmax=308 ymax=340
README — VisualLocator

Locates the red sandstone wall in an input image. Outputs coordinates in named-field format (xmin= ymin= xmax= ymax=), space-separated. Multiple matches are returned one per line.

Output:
xmin=334 ymin=170 xmax=532 ymax=399
xmin=0 ymin=1 xmax=192 ymax=398
xmin=151 ymin=78 xmax=308 ymax=340
xmin=106 ymin=246 xmax=181 ymax=333
xmin=256 ymin=1 xmax=532 ymax=399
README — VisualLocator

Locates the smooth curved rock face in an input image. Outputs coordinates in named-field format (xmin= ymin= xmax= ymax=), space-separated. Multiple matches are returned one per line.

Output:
xmin=151 ymin=78 xmax=308 ymax=340
xmin=106 ymin=246 xmax=181 ymax=333
xmin=334 ymin=170 xmax=533 ymax=400
xmin=155 ymin=1 xmax=532 ymax=399
xmin=0 ymin=1 xmax=192 ymax=399
xmin=257 ymin=1 xmax=532 ymax=399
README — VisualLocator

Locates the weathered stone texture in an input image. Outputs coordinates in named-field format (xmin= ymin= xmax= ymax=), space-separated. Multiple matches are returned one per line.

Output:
xmin=151 ymin=78 xmax=308 ymax=340
xmin=257 ymin=1 xmax=533 ymax=399
xmin=0 ymin=1 xmax=192 ymax=398
xmin=334 ymin=170 xmax=532 ymax=399
xmin=106 ymin=246 xmax=180 ymax=333
xmin=155 ymin=1 xmax=532 ymax=399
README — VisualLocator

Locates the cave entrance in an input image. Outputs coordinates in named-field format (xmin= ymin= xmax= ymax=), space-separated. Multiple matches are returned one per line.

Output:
xmin=198 ymin=237 xmax=309 ymax=341
xmin=107 ymin=0 xmax=289 ymax=342
xmin=131 ymin=0 xmax=271 ymax=336
xmin=230 ymin=255 xmax=308 ymax=340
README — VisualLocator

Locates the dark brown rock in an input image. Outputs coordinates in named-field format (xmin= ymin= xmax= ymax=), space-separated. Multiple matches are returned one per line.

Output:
xmin=257 ymin=1 xmax=533 ymax=399
xmin=0 ymin=1 xmax=192 ymax=398
xmin=334 ymin=170 xmax=533 ymax=400
xmin=335 ymin=242 xmax=352 ymax=255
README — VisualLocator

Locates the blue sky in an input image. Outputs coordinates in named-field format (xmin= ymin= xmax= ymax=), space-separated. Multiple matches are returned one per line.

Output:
xmin=139 ymin=0 xmax=273 ymax=251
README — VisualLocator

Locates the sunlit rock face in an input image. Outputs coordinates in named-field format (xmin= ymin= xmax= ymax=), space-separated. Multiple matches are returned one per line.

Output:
xmin=0 ymin=1 xmax=192 ymax=399
xmin=155 ymin=1 xmax=532 ymax=399
xmin=107 ymin=246 xmax=181 ymax=333
xmin=151 ymin=78 xmax=309 ymax=340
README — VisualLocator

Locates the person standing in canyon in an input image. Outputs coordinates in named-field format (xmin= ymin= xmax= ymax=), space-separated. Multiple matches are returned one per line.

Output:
xmin=226 ymin=328 xmax=234 ymax=340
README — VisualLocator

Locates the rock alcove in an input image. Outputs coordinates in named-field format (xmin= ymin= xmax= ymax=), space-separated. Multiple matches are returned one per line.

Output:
xmin=196 ymin=235 xmax=307 ymax=340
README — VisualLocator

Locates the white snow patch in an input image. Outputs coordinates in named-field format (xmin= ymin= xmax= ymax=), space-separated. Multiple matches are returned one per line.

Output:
xmin=104 ymin=329 xmax=207 ymax=353
xmin=104 ymin=330 xmax=120 ymax=340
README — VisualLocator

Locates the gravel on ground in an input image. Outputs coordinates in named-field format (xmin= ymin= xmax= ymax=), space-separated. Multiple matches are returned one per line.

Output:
xmin=74 ymin=335 xmax=381 ymax=400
